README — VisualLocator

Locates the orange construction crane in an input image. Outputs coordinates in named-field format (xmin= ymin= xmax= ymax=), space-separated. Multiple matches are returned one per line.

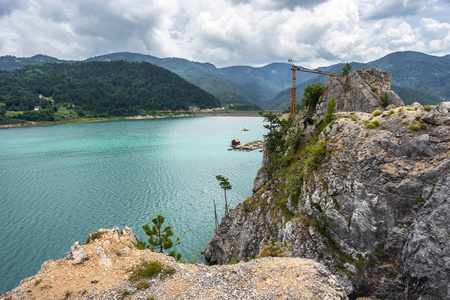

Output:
xmin=288 ymin=59 xmax=338 ymax=119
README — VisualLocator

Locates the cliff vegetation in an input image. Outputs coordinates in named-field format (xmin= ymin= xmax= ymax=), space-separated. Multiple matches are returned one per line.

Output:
xmin=204 ymin=68 xmax=450 ymax=299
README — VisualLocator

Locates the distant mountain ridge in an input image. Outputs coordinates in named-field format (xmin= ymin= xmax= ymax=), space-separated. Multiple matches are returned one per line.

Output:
xmin=0 ymin=51 xmax=448 ymax=109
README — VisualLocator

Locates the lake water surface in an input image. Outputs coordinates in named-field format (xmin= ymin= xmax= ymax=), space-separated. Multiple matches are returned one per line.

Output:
xmin=0 ymin=116 xmax=265 ymax=293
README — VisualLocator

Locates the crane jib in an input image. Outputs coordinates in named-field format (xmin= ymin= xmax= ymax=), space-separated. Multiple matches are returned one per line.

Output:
xmin=288 ymin=59 xmax=338 ymax=119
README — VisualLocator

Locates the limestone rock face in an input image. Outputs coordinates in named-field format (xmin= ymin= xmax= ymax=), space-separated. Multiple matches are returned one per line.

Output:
xmin=316 ymin=68 xmax=403 ymax=118
xmin=401 ymin=167 xmax=450 ymax=299
xmin=204 ymin=71 xmax=449 ymax=299
xmin=2 ymin=228 xmax=348 ymax=300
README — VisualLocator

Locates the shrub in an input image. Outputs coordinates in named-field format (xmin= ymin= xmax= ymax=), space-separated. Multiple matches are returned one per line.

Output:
xmin=380 ymin=93 xmax=389 ymax=108
xmin=323 ymin=97 xmax=336 ymax=124
xmin=424 ymin=105 xmax=431 ymax=111
xmin=372 ymin=110 xmax=382 ymax=117
xmin=351 ymin=117 xmax=358 ymax=121
xmin=315 ymin=213 xmax=336 ymax=236
xmin=305 ymin=140 xmax=326 ymax=170
xmin=366 ymin=120 xmax=379 ymax=128
xmin=386 ymin=109 xmax=394 ymax=117
xmin=302 ymin=83 xmax=324 ymax=114
xmin=410 ymin=123 xmax=427 ymax=131
xmin=85 ymin=229 xmax=104 ymax=244
xmin=129 ymin=261 xmax=162 ymax=282
xmin=255 ymin=240 xmax=291 ymax=258
xmin=414 ymin=197 xmax=424 ymax=205
xmin=34 ymin=279 xmax=43 ymax=286
xmin=136 ymin=280 xmax=150 ymax=289
xmin=410 ymin=124 xmax=421 ymax=131
xmin=398 ymin=107 xmax=404 ymax=112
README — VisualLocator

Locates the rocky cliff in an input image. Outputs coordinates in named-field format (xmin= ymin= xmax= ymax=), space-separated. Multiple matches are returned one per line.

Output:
xmin=204 ymin=68 xmax=450 ymax=299
xmin=1 ymin=227 xmax=348 ymax=300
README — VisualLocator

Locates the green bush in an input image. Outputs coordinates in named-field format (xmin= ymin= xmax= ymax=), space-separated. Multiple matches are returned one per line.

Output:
xmin=85 ymin=229 xmax=104 ymax=244
xmin=386 ymin=109 xmax=394 ymax=117
xmin=410 ymin=124 xmax=421 ymax=131
xmin=323 ymin=97 xmax=336 ymax=124
xmin=424 ymin=105 xmax=431 ymax=111
xmin=305 ymin=140 xmax=326 ymax=171
xmin=129 ymin=261 xmax=162 ymax=282
xmin=372 ymin=110 xmax=382 ymax=117
xmin=301 ymin=83 xmax=324 ymax=114
xmin=410 ymin=123 xmax=427 ymax=131
xmin=366 ymin=120 xmax=379 ymax=128
xmin=34 ymin=279 xmax=43 ymax=286
xmin=315 ymin=213 xmax=336 ymax=236
xmin=380 ymin=93 xmax=390 ymax=108
xmin=136 ymin=280 xmax=150 ymax=289
xmin=255 ymin=240 xmax=291 ymax=258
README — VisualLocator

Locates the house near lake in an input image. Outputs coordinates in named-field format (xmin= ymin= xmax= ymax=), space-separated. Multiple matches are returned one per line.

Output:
xmin=231 ymin=138 xmax=240 ymax=146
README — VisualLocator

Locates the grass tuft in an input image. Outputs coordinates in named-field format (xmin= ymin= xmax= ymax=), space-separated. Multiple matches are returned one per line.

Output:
xmin=34 ymin=279 xmax=43 ymax=286
xmin=372 ymin=110 xmax=381 ymax=117
xmin=366 ymin=120 xmax=379 ymax=128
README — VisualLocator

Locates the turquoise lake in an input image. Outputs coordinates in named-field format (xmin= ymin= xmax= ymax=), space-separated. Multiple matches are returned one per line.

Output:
xmin=0 ymin=116 xmax=266 ymax=293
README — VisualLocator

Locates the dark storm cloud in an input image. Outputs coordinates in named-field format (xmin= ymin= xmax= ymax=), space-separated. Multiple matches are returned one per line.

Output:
xmin=0 ymin=0 xmax=28 ymax=17
xmin=230 ymin=0 xmax=329 ymax=10
xmin=364 ymin=0 xmax=422 ymax=20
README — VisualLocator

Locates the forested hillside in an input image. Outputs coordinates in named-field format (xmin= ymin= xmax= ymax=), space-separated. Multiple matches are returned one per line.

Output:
xmin=0 ymin=61 xmax=219 ymax=123
xmin=0 ymin=51 xmax=449 ymax=111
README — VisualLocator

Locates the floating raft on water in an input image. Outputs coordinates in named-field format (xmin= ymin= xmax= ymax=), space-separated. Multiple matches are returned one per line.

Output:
xmin=228 ymin=140 xmax=264 ymax=151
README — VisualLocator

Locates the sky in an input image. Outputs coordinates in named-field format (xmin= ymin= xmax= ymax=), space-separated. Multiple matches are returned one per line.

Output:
xmin=0 ymin=0 xmax=449 ymax=68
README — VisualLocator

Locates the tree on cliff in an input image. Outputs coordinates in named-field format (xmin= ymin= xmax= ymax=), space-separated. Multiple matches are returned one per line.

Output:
xmin=216 ymin=175 xmax=232 ymax=216
xmin=301 ymin=83 xmax=324 ymax=115
xmin=139 ymin=215 xmax=182 ymax=260
xmin=340 ymin=62 xmax=352 ymax=76
xmin=260 ymin=111 xmax=288 ymax=179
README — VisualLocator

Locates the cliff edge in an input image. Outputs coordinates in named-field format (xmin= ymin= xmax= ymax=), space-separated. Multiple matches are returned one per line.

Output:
xmin=1 ymin=227 xmax=347 ymax=300
xmin=204 ymin=68 xmax=450 ymax=299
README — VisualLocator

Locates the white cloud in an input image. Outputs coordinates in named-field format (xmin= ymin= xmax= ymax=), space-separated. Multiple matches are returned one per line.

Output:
xmin=0 ymin=0 xmax=449 ymax=67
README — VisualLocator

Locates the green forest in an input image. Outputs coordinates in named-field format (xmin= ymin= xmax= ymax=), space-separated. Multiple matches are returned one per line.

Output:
xmin=0 ymin=61 xmax=220 ymax=124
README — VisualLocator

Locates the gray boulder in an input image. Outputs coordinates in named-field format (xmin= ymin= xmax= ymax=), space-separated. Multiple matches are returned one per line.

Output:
xmin=66 ymin=241 xmax=88 ymax=264
xmin=122 ymin=226 xmax=139 ymax=244
xmin=422 ymin=101 xmax=450 ymax=125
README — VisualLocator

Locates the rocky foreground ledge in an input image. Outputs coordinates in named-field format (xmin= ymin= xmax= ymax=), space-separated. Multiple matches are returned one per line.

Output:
xmin=1 ymin=227 xmax=347 ymax=300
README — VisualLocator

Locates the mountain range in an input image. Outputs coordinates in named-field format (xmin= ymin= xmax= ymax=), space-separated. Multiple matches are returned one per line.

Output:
xmin=0 ymin=51 xmax=449 ymax=110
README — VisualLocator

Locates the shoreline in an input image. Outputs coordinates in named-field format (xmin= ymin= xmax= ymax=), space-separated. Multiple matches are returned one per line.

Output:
xmin=0 ymin=110 xmax=271 ymax=129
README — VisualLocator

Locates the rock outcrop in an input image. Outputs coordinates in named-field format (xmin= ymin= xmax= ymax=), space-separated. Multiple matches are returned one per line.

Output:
xmin=316 ymin=68 xmax=403 ymax=118
xmin=204 ymin=69 xmax=449 ymax=299
xmin=422 ymin=101 xmax=450 ymax=125
xmin=1 ymin=227 xmax=348 ymax=300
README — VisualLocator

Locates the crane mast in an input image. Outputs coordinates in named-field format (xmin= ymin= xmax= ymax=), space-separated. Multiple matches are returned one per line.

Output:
xmin=288 ymin=59 xmax=338 ymax=119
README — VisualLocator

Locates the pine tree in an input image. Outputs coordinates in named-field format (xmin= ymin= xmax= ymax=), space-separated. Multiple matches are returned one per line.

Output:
xmin=216 ymin=175 xmax=232 ymax=216
xmin=141 ymin=215 xmax=181 ymax=260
